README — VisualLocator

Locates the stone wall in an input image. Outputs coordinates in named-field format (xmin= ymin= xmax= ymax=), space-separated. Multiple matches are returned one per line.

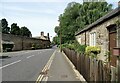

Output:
xmin=2 ymin=33 xmax=50 ymax=51
xmin=76 ymin=16 xmax=119 ymax=61
xmin=76 ymin=32 xmax=86 ymax=45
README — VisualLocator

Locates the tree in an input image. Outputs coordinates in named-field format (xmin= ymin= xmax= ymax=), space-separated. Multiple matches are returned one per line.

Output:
xmin=55 ymin=1 xmax=113 ymax=44
xmin=54 ymin=26 xmax=60 ymax=36
xmin=52 ymin=36 xmax=60 ymax=45
xmin=20 ymin=26 xmax=32 ymax=37
xmin=1 ymin=18 xmax=10 ymax=34
xmin=58 ymin=2 xmax=81 ymax=44
xmin=10 ymin=23 xmax=21 ymax=35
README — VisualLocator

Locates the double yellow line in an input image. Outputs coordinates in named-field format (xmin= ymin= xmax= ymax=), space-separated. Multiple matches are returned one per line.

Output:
xmin=36 ymin=50 xmax=56 ymax=83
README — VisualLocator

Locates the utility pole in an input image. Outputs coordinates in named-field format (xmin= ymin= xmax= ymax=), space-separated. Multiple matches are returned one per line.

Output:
xmin=0 ymin=20 xmax=2 ymax=53
xmin=60 ymin=26 xmax=62 ymax=52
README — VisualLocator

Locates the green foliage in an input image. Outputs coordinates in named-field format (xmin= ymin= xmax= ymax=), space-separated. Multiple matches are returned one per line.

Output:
xmin=35 ymin=44 xmax=41 ymax=49
xmin=55 ymin=1 xmax=112 ymax=44
xmin=31 ymin=43 xmax=41 ymax=50
xmin=75 ymin=44 xmax=86 ymax=54
xmin=10 ymin=23 xmax=21 ymax=35
xmin=3 ymin=44 xmax=14 ymax=52
xmin=20 ymin=26 xmax=32 ymax=37
xmin=54 ymin=26 xmax=60 ymax=34
xmin=1 ymin=18 xmax=32 ymax=37
xmin=66 ymin=44 xmax=75 ymax=50
xmin=52 ymin=36 xmax=60 ymax=45
xmin=1 ymin=18 xmax=10 ymax=34
xmin=115 ymin=20 xmax=120 ymax=27
xmin=85 ymin=46 xmax=101 ymax=58
xmin=31 ymin=44 xmax=35 ymax=50
xmin=62 ymin=41 xmax=86 ymax=53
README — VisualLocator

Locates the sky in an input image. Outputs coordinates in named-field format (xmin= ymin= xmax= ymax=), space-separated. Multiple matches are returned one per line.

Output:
xmin=0 ymin=0 xmax=119 ymax=41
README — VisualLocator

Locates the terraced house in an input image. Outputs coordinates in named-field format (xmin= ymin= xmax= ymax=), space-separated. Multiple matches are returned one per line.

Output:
xmin=75 ymin=7 xmax=120 ymax=67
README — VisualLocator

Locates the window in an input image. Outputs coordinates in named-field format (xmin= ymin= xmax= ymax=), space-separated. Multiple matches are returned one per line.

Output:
xmin=78 ymin=37 xmax=81 ymax=44
xmin=89 ymin=32 xmax=96 ymax=46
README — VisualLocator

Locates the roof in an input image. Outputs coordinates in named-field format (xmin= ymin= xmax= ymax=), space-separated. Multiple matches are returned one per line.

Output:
xmin=75 ymin=7 xmax=120 ymax=36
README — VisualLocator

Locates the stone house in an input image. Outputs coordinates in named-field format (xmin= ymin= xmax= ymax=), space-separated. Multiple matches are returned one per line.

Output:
xmin=33 ymin=31 xmax=50 ymax=48
xmin=34 ymin=32 xmax=50 ymax=40
xmin=75 ymin=7 xmax=120 ymax=67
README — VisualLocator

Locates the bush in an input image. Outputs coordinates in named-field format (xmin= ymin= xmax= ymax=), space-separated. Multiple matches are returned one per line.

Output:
xmin=61 ymin=41 xmax=86 ymax=53
xmin=76 ymin=44 xmax=86 ymax=54
xmin=85 ymin=46 xmax=101 ymax=58
xmin=31 ymin=43 xmax=35 ymax=50
xmin=67 ymin=44 xmax=75 ymax=50
xmin=31 ymin=43 xmax=42 ymax=50
xmin=35 ymin=44 xmax=41 ymax=49
xmin=61 ymin=43 xmax=68 ymax=48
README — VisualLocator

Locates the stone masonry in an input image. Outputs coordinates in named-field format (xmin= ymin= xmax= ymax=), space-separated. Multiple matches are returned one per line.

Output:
xmin=2 ymin=33 xmax=50 ymax=51
xmin=76 ymin=14 xmax=119 ymax=61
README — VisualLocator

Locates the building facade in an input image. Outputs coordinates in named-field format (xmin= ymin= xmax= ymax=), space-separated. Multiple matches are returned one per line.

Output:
xmin=75 ymin=7 xmax=120 ymax=67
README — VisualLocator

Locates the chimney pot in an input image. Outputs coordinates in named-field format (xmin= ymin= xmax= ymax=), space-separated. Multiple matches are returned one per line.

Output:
xmin=41 ymin=32 xmax=44 ymax=36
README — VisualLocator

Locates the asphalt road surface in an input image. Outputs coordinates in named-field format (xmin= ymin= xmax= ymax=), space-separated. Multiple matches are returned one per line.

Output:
xmin=1 ymin=47 xmax=56 ymax=81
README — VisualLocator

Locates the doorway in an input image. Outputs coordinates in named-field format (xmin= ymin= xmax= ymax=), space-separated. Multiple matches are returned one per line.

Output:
xmin=108 ymin=24 xmax=117 ymax=67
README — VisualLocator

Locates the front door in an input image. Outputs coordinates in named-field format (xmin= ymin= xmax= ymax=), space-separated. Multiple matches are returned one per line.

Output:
xmin=108 ymin=25 xmax=117 ymax=67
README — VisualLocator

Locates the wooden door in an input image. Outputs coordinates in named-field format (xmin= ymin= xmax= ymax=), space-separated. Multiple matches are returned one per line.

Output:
xmin=109 ymin=25 xmax=117 ymax=67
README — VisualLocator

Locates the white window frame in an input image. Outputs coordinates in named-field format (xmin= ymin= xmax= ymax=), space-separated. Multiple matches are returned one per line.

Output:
xmin=89 ymin=32 xmax=96 ymax=46
xmin=78 ymin=37 xmax=81 ymax=44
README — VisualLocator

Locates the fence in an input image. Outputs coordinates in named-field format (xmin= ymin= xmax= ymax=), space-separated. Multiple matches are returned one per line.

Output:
xmin=62 ymin=48 xmax=117 ymax=82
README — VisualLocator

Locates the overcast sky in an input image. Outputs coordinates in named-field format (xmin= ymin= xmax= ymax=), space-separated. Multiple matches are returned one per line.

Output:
xmin=0 ymin=0 xmax=119 ymax=41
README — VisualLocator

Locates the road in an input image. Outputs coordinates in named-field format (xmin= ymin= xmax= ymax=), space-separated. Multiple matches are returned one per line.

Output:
xmin=1 ymin=47 xmax=56 ymax=81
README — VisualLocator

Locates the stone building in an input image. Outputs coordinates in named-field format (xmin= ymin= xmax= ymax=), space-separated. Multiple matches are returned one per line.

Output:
xmin=1 ymin=32 xmax=51 ymax=51
xmin=40 ymin=32 xmax=50 ymax=40
xmin=34 ymin=31 xmax=50 ymax=40
xmin=75 ymin=7 xmax=120 ymax=67
xmin=33 ymin=31 xmax=51 ymax=48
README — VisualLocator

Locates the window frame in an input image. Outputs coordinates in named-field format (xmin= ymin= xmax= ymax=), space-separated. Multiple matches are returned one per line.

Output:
xmin=89 ymin=32 xmax=96 ymax=46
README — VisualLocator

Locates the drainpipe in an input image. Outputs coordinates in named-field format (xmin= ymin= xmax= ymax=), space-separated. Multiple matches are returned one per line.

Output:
xmin=117 ymin=2 xmax=120 ymax=83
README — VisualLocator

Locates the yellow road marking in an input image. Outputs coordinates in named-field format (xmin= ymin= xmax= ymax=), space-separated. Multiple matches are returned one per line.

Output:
xmin=36 ymin=50 xmax=56 ymax=83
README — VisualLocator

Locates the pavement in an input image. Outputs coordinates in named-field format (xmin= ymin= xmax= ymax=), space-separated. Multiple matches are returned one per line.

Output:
xmin=36 ymin=49 xmax=86 ymax=82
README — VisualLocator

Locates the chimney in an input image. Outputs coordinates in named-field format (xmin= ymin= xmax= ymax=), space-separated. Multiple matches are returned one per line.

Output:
xmin=41 ymin=32 xmax=44 ymax=36
xmin=47 ymin=33 xmax=50 ymax=40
